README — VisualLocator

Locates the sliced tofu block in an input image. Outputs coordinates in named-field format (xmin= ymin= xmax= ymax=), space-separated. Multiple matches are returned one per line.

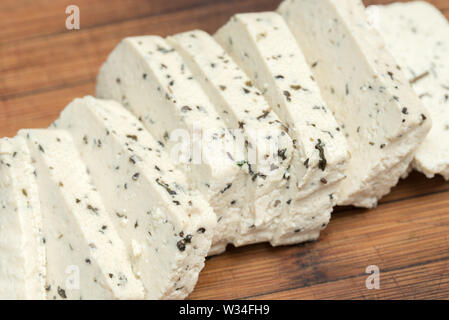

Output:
xmin=278 ymin=0 xmax=432 ymax=208
xmin=0 ymin=137 xmax=46 ymax=300
xmin=96 ymin=36 xmax=244 ymax=254
xmin=167 ymin=30 xmax=294 ymax=240
xmin=168 ymin=30 xmax=329 ymax=246
xmin=19 ymin=129 xmax=144 ymax=300
xmin=367 ymin=1 xmax=449 ymax=180
xmin=96 ymin=36 xmax=324 ymax=252
xmin=54 ymin=96 xmax=216 ymax=299
xmin=215 ymin=13 xmax=350 ymax=242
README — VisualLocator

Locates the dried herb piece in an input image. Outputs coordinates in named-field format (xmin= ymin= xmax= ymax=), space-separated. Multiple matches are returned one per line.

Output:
xmin=87 ymin=204 xmax=99 ymax=214
xmin=57 ymin=287 xmax=67 ymax=299
xmin=278 ymin=148 xmax=287 ymax=161
xmin=220 ymin=183 xmax=232 ymax=194
xmin=304 ymin=158 xmax=310 ymax=169
xmin=181 ymin=105 xmax=192 ymax=112
xmin=315 ymin=139 xmax=327 ymax=171
xmin=409 ymin=71 xmax=430 ymax=84
xmin=283 ymin=90 xmax=292 ymax=102
xmin=257 ymin=110 xmax=270 ymax=120
xmin=387 ymin=71 xmax=394 ymax=80
xmin=177 ymin=240 xmax=186 ymax=252
xmin=156 ymin=178 xmax=177 ymax=195
xmin=236 ymin=160 xmax=247 ymax=168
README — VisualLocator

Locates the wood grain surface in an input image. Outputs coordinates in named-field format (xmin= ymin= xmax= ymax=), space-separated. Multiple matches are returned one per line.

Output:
xmin=1 ymin=0 xmax=448 ymax=300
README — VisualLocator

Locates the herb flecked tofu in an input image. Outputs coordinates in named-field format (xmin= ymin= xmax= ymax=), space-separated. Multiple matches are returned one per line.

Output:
xmin=0 ymin=137 xmax=46 ymax=300
xmin=215 ymin=13 xmax=350 ymax=243
xmin=18 ymin=129 xmax=145 ymax=300
xmin=168 ymin=30 xmax=334 ymax=246
xmin=367 ymin=1 xmax=449 ymax=180
xmin=96 ymin=36 xmax=327 ymax=253
xmin=278 ymin=0 xmax=432 ymax=208
xmin=53 ymin=96 xmax=217 ymax=299
xmin=96 ymin=36 xmax=244 ymax=255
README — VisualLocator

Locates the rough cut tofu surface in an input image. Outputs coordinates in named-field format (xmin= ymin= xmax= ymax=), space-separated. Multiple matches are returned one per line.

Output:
xmin=367 ymin=1 xmax=449 ymax=180
xmin=215 ymin=13 xmax=349 ymax=243
xmin=54 ymin=96 xmax=216 ymax=299
xmin=168 ymin=30 xmax=329 ymax=247
xmin=19 ymin=129 xmax=144 ymax=300
xmin=0 ymin=137 xmax=46 ymax=300
xmin=96 ymin=36 xmax=325 ymax=253
xmin=279 ymin=0 xmax=432 ymax=208
xmin=96 ymin=36 xmax=244 ymax=255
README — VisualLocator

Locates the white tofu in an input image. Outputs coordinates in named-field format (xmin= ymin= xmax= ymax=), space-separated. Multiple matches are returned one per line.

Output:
xmin=0 ymin=137 xmax=46 ymax=300
xmin=19 ymin=129 xmax=144 ymax=300
xmin=53 ymin=96 xmax=216 ymax=299
xmin=96 ymin=36 xmax=327 ymax=252
xmin=96 ymin=36 xmax=244 ymax=254
xmin=168 ymin=30 xmax=329 ymax=246
xmin=215 ymin=13 xmax=350 ymax=243
xmin=168 ymin=30 xmax=293 ymax=239
xmin=278 ymin=0 xmax=432 ymax=208
xmin=367 ymin=1 xmax=449 ymax=180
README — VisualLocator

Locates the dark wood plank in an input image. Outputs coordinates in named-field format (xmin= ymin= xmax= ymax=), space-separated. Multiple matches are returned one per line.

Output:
xmin=0 ymin=82 xmax=93 ymax=138
xmin=0 ymin=0 xmax=221 ymax=45
xmin=253 ymin=258 xmax=449 ymax=299
xmin=0 ymin=0 xmax=281 ymax=99
xmin=190 ymin=191 xmax=449 ymax=299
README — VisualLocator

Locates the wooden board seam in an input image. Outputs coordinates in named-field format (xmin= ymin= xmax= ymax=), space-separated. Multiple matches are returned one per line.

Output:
xmin=241 ymin=255 xmax=449 ymax=300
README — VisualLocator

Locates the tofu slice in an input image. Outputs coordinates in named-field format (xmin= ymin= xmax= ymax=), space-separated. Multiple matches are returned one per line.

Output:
xmin=168 ymin=30 xmax=329 ymax=246
xmin=53 ymin=96 xmax=216 ymax=299
xmin=278 ymin=0 xmax=432 ymax=208
xmin=96 ymin=36 xmax=244 ymax=255
xmin=215 ymin=13 xmax=350 ymax=241
xmin=0 ymin=137 xmax=46 ymax=300
xmin=19 ymin=129 xmax=144 ymax=300
xmin=167 ymin=30 xmax=294 ymax=241
xmin=367 ymin=1 xmax=449 ymax=180
xmin=96 ymin=36 xmax=325 ymax=252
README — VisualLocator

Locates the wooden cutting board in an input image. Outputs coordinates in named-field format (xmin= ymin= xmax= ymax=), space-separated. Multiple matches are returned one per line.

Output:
xmin=1 ymin=0 xmax=448 ymax=300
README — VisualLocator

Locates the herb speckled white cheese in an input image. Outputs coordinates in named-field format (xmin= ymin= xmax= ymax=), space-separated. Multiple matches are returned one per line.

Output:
xmin=215 ymin=12 xmax=350 ymax=243
xmin=0 ymin=137 xmax=46 ymax=300
xmin=53 ymin=96 xmax=216 ymax=299
xmin=278 ymin=0 xmax=432 ymax=208
xmin=96 ymin=36 xmax=245 ymax=255
xmin=19 ymin=129 xmax=144 ymax=300
xmin=98 ymin=36 xmax=299 ymax=253
xmin=168 ymin=30 xmax=328 ymax=247
xmin=367 ymin=1 xmax=449 ymax=180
